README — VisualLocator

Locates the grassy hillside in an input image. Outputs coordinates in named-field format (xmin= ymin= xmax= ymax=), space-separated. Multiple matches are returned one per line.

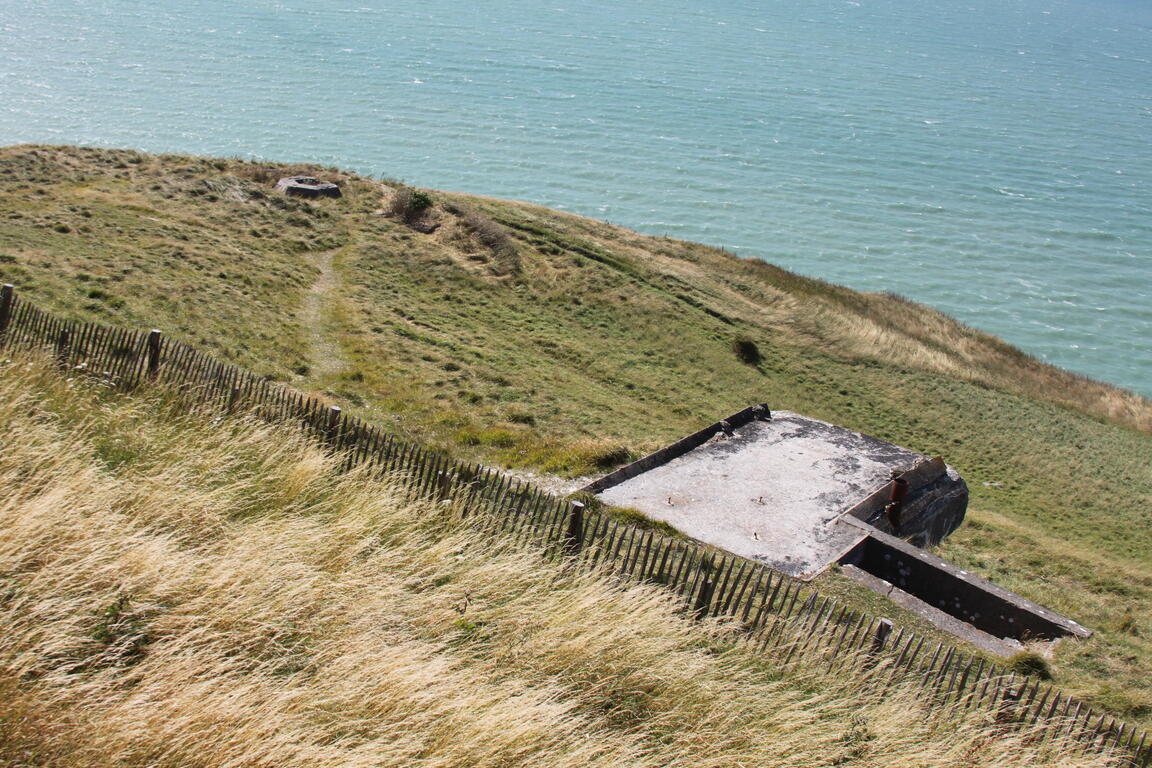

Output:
xmin=0 ymin=354 xmax=1123 ymax=768
xmin=1 ymin=144 xmax=1149 ymax=725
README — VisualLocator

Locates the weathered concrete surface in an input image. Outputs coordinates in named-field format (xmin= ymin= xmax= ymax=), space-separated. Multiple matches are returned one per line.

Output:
xmin=596 ymin=411 xmax=960 ymax=579
xmin=583 ymin=404 xmax=768 ymax=494
xmin=275 ymin=176 xmax=342 ymax=198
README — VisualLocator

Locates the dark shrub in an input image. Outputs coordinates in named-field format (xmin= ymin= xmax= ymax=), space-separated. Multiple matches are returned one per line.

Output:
xmin=1007 ymin=650 xmax=1052 ymax=680
xmin=732 ymin=336 xmax=762 ymax=366
xmin=388 ymin=187 xmax=435 ymax=225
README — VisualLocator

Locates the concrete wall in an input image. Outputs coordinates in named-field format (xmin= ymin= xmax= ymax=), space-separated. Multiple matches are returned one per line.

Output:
xmin=840 ymin=528 xmax=1091 ymax=641
xmin=581 ymin=404 xmax=770 ymax=494
xmin=839 ymin=456 xmax=968 ymax=547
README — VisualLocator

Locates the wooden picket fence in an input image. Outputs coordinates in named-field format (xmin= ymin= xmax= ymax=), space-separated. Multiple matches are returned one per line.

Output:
xmin=0 ymin=283 xmax=1147 ymax=766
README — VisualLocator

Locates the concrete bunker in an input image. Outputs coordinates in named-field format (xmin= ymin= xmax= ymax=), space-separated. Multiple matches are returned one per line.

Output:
xmin=585 ymin=406 xmax=1088 ymax=652
xmin=275 ymin=176 xmax=342 ymax=198
xmin=585 ymin=406 xmax=968 ymax=580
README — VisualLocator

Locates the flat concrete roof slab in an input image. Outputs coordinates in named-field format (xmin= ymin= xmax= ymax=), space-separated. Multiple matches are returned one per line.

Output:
xmin=597 ymin=411 xmax=928 ymax=579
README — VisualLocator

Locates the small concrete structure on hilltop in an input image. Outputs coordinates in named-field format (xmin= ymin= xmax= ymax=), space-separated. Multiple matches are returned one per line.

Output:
xmin=587 ymin=407 xmax=967 ymax=580
xmin=584 ymin=406 xmax=1089 ymax=654
xmin=275 ymin=176 xmax=342 ymax=199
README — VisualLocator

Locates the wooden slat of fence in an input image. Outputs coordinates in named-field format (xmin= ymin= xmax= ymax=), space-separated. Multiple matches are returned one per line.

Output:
xmin=612 ymin=523 xmax=639 ymax=574
xmin=816 ymin=603 xmax=845 ymax=659
xmin=647 ymin=534 xmax=671 ymax=584
xmin=70 ymin=318 xmax=93 ymax=366
xmin=683 ymin=551 xmax=710 ymax=606
xmin=789 ymin=597 xmax=834 ymax=664
xmin=100 ymin=326 xmax=125 ymax=379
xmin=581 ymin=508 xmax=607 ymax=555
xmin=593 ymin=521 xmax=621 ymax=569
xmin=780 ymin=582 xmax=803 ymax=622
xmin=834 ymin=613 xmax=869 ymax=669
xmin=85 ymin=319 xmax=107 ymax=367
xmin=750 ymin=572 xmax=784 ymax=633
xmin=114 ymin=328 xmax=142 ymax=382
xmin=715 ymin=560 xmax=746 ymax=616
xmin=515 ymin=491 xmax=537 ymax=535
xmin=83 ymin=322 xmax=110 ymax=373
xmin=88 ymin=321 xmax=111 ymax=368
xmin=168 ymin=340 xmax=192 ymax=391
xmin=708 ymin=556 xmax=737 ymax=616
xmin=683 ymin=548 xmax=707 ymax=600
xmin=620 ymin=527 xmax=644 ymax=575
xmin=658 ymin=540 xmax=684 ymax=589
xmin=629 ymin=529 xmax=652 ymax=579
xmin=628 ymin=530 xmax=652 ymax=576
xmin=760 ymin=583 xmax=797 ymax=646
xmin=20 ymin=303 xmax=43 ymax=346
xmin=670 ymin=545 xmax=695 ymax=597
xmin=735 ymin=568 xmax=765 ymax=625
xmin=126 ymin=329 xmax=150 ymax=386
xmin=523 ymin=491 xmax=551 ymax=542
xmin=543 ymin=499 xmax=569 ymax=546
xmin=667 ymin=540 xmax=692 ymax=593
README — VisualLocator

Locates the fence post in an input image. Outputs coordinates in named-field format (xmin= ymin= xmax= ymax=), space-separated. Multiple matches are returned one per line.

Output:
xmin=563 ymin=500 xmax=585 ymax=555
xmin=0 ymin=284 xmax=13 ymax=347
xmin=436 ymin=469 xmax=454 ymax=502
xmin=146 ymin=329 xmax=162 ymax=379
xmin=693 ymin=557 xmax=716 ymax=620
xmin=869 ymin=618 xmax=894 ymax=656
xmin=54 ymin=328 xmax=72 ymax=369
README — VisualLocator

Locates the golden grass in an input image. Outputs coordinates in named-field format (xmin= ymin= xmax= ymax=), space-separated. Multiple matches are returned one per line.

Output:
xmin=0 ymin=353 xmax=1126 ymax=768
xmin=800 ymin=290 xmax=1152 ymax=432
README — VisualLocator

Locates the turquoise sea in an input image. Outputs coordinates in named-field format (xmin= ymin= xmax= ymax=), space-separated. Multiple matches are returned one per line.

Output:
xmin=2 ymin=0 xmax=1150 ymax=396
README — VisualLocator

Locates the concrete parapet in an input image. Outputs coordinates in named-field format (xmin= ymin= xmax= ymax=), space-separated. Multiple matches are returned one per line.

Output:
xmin=581 ymin=403 xmax=770 ymax=495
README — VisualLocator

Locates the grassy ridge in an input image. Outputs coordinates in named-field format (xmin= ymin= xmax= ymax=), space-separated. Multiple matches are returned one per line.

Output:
xmin=0 ymin=355 xmax=1123 ymax=767
xmin=0 ymin=144 xmax=1149 ymax=724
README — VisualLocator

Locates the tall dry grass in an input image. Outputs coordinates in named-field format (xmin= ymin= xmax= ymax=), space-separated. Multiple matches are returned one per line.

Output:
xmin=794 ymin=288 xmax=1152 ymax=432
xmin=0 ymin=354 xmax=1123 ymax=767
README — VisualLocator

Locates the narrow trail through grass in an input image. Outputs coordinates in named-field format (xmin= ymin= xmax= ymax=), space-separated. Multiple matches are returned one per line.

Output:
xmin=302 ymin=246 xmax=350 ymax=382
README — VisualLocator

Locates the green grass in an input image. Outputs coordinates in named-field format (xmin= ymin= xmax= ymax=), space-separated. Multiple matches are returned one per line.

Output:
xmin=1 ymin=143 xmax=1149 ymax=726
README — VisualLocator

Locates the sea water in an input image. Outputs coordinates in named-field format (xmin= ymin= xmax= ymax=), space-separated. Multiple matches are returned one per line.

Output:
xmin=2 ymin=0 xmax=1149 ymax=396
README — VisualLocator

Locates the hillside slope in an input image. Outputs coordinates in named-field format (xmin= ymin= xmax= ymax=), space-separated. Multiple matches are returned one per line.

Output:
xmin=0 ymin=354 xmax=1122 ymax=768
xmin=1 ymin=144 xmax=1149 ymax=724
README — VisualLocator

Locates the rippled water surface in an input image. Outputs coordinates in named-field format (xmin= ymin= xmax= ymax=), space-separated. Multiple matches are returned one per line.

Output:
xmin=2 ymin=0 xmax=1150 ymax=395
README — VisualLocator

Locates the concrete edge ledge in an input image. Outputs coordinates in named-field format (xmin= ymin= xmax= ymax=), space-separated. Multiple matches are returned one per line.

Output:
xmin=581 ymin=403 xmax=769 ymax=494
